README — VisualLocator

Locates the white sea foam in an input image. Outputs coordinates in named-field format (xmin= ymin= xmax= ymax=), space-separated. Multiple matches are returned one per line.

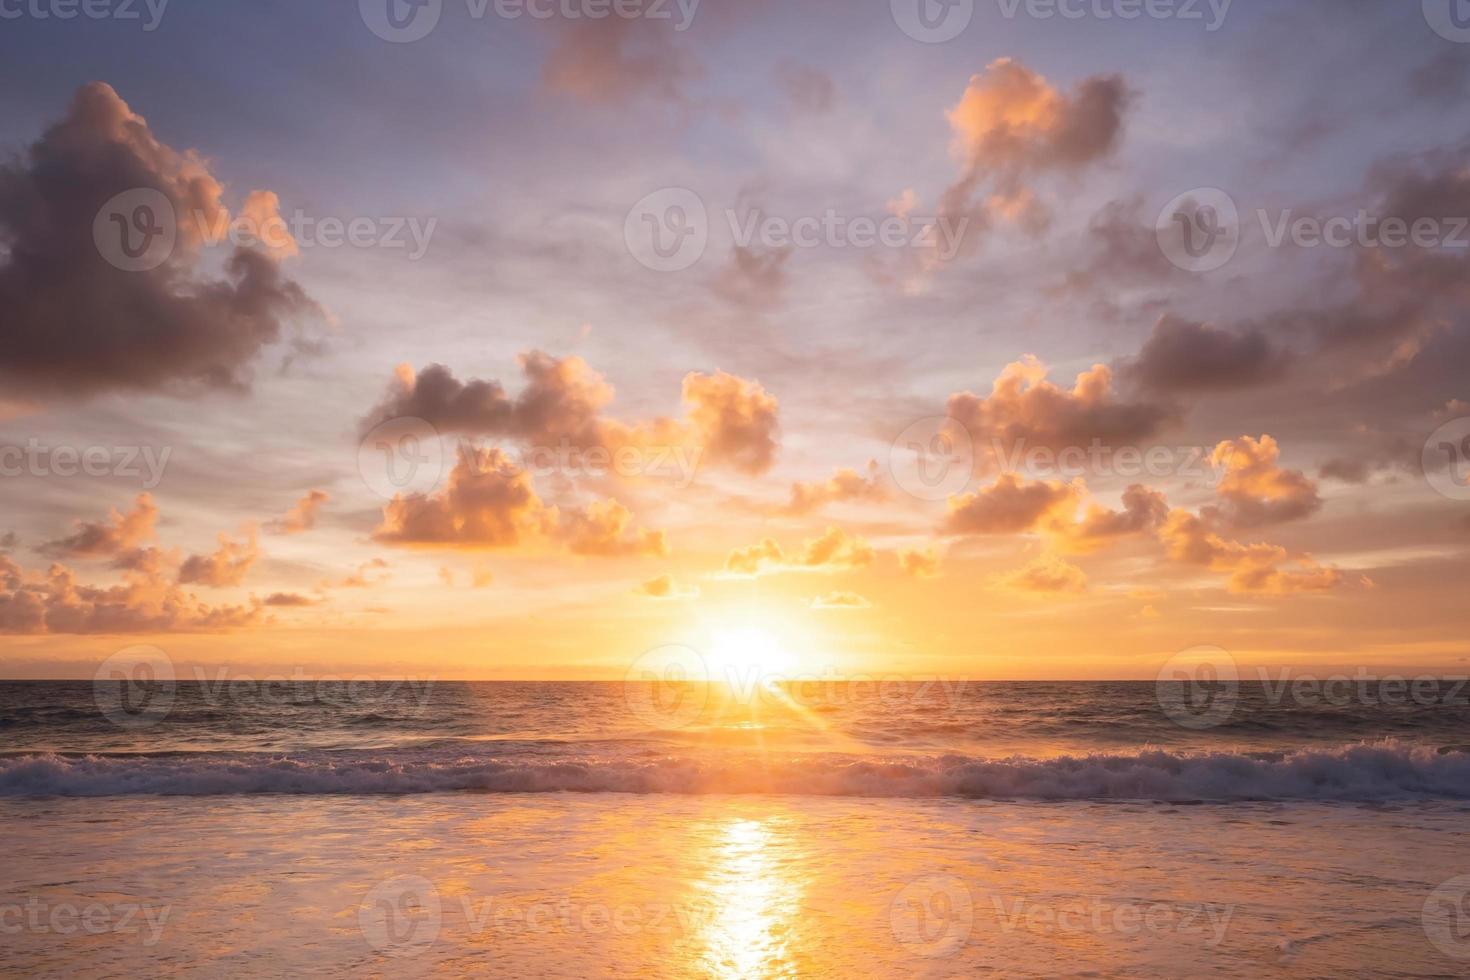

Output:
xmin=2 ymin=743 xmax=1469 ymax=800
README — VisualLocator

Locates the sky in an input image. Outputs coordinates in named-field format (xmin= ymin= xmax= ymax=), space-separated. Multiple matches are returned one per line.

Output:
xmin=0 ymin=0 xmax=1468 ymax=680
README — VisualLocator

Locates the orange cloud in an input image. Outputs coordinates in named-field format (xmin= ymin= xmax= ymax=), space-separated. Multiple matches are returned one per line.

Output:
xmin=681 ymin=370 xmax=780 ymax=476
xmin=178 ymin=527 xmax=259 ymax=588
xmin=944 ymin=473 xmax=1079 ymax=535
xmin=810 ymin=591 xmax=871 ymax=610
xmin=1207 ymin=435 xmax=1322 ymax=527
xmin=1159 ymin=509 xmax=1343 ymax=595
xmin=724 ymin=527 xmax=874 ymax=577
xmin=998 ymin=554 xmax=1089 ymax=595
xmin=784 ymin=461 xmax=886 ymax=515
xmin=40 ymin=493 xmax=158 ymax=560
xmin=267 ymin=489 xmax=329 ymax=535
xmin=634 ymin=574 xmax=699 ymax=600
xmin=898 ymin=548 xmax=941 ymax=578
xmin=374 ymin=445 xmax=552 ymax=550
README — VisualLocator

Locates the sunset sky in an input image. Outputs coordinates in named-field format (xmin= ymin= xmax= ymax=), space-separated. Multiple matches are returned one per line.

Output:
xmin=1 ymin=0 xmax=1468 ymax=679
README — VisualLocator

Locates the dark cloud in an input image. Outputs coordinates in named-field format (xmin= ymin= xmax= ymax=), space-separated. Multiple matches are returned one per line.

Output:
xmin=1124 ymin=315 xmax=1292 ymax=393
xmin=0 ymin=83 xmax=319 ymax=399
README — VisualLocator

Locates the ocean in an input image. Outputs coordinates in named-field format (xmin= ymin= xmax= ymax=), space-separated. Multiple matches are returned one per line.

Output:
xmin=4 ymin=679 xmax=1470 ymax=976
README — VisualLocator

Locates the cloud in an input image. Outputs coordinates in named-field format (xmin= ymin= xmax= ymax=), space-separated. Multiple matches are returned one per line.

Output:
xmin=540 ymin=16 xmax=699 ymax=105
xmin=267 ymin=489 xmax=329 ymax=535
xmin=948 ymin=356 xmax=1174 ymax=457
xmin=1158 ymin=509 xmax=1344 ymax=595
xmin=943 ymin=474 xmax=1079 ymax=535
xmin=1124 ymin=315 xmax=1292 ymax=393
xmin=998 ymin=554 xmax=1089 ymax=594
xmin=374 ymin=445 xmax=551 ymax=549
xmin=1207 ymin=435 xmax=1322 ymax=527
xmin=0 ymin=83 xmax=319 ymax=400
xmin=372 ymin=444 xmax=667 ymax=556
xmin=178 ymin=528 xmax=259 ymax=587
xmin=559 ymin=499 xmax=670 ymax=558
xmin=0 ymin=551 xmax=260 ymax=634
xmin=332 ymin=558 xmax=390 ymax=589
xmin=711 ymin=244 xmax=793 ymax=310
xmin=898 ymin=548 xmax=941 ymax=578
xmin=365 ymin=355 xmax=780 ymax=475
xmin=1052 ymin=484 xmax=1169 ymax=555
xmin=776 ymin=63 xmax=836 ymax=113
xmin=784 ymin=461 xmax=886 ymax=515
xmin=262 ymin=592 xmax=318 ymax=607
xmin=40 ymin=493 xmax=158 ymax=560
xmin=940 ymin=58 xmax=1130 ymax=239
xmin=810 ymin=591 xmax=871 ymax=609
xmin=724 ymin=527 xmax=874 ymax=577
xmin=634 ymin=574 xmax=699 ymax=600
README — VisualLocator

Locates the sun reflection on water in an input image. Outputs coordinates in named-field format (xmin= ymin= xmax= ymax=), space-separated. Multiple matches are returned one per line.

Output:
xmin=695 ymin=817 xmax=804 ymax=979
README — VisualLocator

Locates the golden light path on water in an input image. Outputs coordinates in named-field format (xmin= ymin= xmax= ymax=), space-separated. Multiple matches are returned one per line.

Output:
xmin=693 ymin=817 xmax=804 ymax=978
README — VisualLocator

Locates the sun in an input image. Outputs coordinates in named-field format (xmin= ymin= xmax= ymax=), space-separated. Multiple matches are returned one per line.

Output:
xmin=708 ymin=627 xmax=795 ymax=681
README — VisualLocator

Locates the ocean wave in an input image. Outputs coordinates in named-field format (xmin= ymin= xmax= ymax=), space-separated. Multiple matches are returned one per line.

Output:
xmin=2 ymin=743 xmax=1469 ymax=800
